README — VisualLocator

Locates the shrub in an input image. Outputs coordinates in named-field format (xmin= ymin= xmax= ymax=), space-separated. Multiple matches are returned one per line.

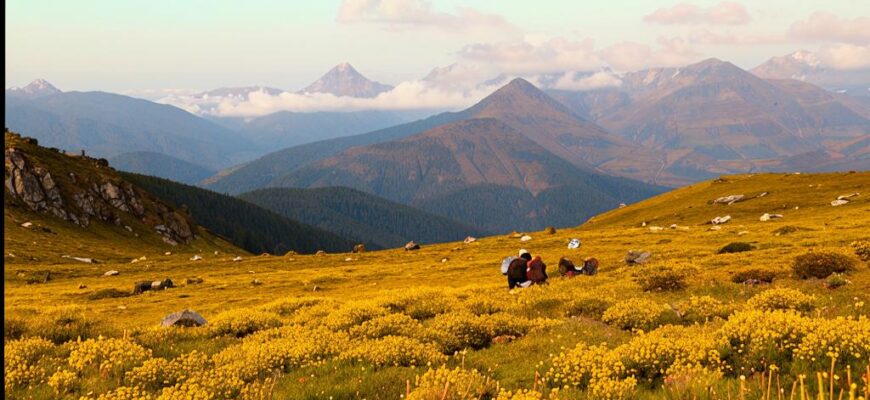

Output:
xmin=339 ymin=336 xmax=446 ymax=367
xmin=4 ymin=317 xmax=26 ymax=340
xmin=730 ymin=268 xmax=776 ymax=284
xmin=615 ymin=325 xmax=722 ymax=383
xmin=375 ymin=289 xmax=457 ymax=320
xmin=794 ymin=316 xmax=870 ymax=371
xmin=603 ymin=298 xmax=665 ymax=331
xmin=87 ymin=288 xmax=132 ymax=300
xmin=30 ymin=305 xmax=101 ymax=344
xmin=429 ymin=313 xmax=493 ymax=353
xmin=746 ymin=288 xmax=815 ymax=313
xmin=407 ymin=367 xmax=498 ymax=400
xmin=547 ymin=342 xmax=627 ymax=389
xmin=209 ymin=309 xmax=282 ymax=338
xmin=348 ymin=313 xmax=423 ymax=339
xmin=48 ymin=369 xmax=78 ymax=395
xmin=717 ymin=309 xmax=815 ymax=372
xmin=565 ymin=297 xmax=612 ymax=320
xmin=851 ymin=240 xmax=870 ymax=262
xmin=4 ymin=337 xmax=56 ymax=391
xmin=825 ymin=273 xmax=849 ymax=289
xmin=68 ymin=337 xmax=152 ymax=378
xmin=792 ymin=251 xmax=856 ymax=279
xmin=258 ymin=297 xmax=326 ymax=316
xmin=679 ymin=296 xmax=731 ymax=323
xmin=718 ymin=242 xmax=753 ymax=254
xmin=633 ymin=263 xmax=695 ymax=292
xmin=322 ymin=301 xmax=388 ymax=331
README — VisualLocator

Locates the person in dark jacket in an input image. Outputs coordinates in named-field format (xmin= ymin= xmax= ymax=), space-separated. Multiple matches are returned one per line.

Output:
xmin=507 ymin=249 xmax=533 ymax=289
xmin=526 ymin=255 xmax=548 ymax=284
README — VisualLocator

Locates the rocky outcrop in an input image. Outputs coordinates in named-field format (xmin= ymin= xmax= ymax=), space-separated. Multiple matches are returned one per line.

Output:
xmin=5 ymin=138 xmax=194 ymax=245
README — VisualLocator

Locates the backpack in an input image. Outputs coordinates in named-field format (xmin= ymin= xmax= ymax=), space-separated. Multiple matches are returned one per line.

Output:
xmin=527 ymin=256 xmax=548 ymax=283
xmin=558 ymin=257 xmax=575 ymax=277
xmin=501 ymin=256 xmax=517 ymax=275
xmin=507 ymin=258 xmax=528 ymax=282
xmin=582 ymin=258 xmax=599 ymax=276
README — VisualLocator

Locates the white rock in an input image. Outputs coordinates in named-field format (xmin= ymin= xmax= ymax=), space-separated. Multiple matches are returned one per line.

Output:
xmin=669 ymin=224 xmax=678 ymax=229
xmin=737 ymin=231 xmax=749 ymax=236
xmin=232 ymin=256 xmax=243 ymax=262
xmin=520 ymin=235 xmax=532 ymax=242
xmin=214 ymin=251 xmax=219 ymax=255
xmin=649 ymin=226 xmax=664 ymax=232
xmin=165 ymin=252 xmax=172 ymax=256
xmin=831 ymin=199 xmax=849 ymax=206
xmin=63 ymin=255 xmax=94 ymax=263
xmin=760 ymin=213 xmax=784 ymax=222
xmin=714 ymin=195 xmax=744 ymax=205
xmin=345 ymin=257 xmax=353 ymax=262
xmin=711 ymin=215 xmax=731 ymax=225
xmin=709 ymin=226 xmax=722 ymax=231
xmin=837 ymin=193 xmax=859 ymax=200
xmin=190 ymin=255 xmax=202 ymax=261
xmin=20 ymin=222 xmax=33 ymax=228
xmin=618 ymin=203 xmax=627 ymax=208
xmin=103 ymin=270 xmax=119 ymax=276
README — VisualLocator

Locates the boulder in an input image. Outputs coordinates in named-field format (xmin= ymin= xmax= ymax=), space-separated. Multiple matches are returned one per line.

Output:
xmin=506 ymin=231 xmax=523 ymax=239
xmin=132 ymin=281 xmax=152 ymax=294
xmin=184 ymin=277 xmax=204 ymax=285
xmin=161 ymin=309 xmax=207 ymax=328
xmin=404 ymin=241 xmax=420 ymax=251
xmin=567 ymin=238 xmax=581 ymax=249
xmin=625 ymin=250 xmax=651 ymax=265
xmin=520 ymin=235 xmax=532 ymax=242
xmin=544 ymin=226 xmax=556 ymax=234
xmin=103 ymin=270 xmax=120 ymax=276
xmin=315 ymin=250 xmax=327 ymax=255
xmin=20 ymin=222 xmax=32 ymax=228
xmin=831 ymin=199 xmax=849 ymax=206
xmin=463 ymin=236 xmax=477 ymax=244
xmin=618 ymin=203 xmax=627 ymax=208
xmin=190 ymin=255 xmax=202 ymax=261
xmin=251 ymin=279 xmax=263 ymax=286
xmin=232 ymin=256 xmax=243 ymax=262
xmin=759 ymin=213 xmax=783 ymax=222
xmin=352 ymin=244 xmax=366 ymax=253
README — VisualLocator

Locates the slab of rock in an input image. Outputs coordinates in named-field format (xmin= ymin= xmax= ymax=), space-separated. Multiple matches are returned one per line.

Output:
xmin=708 ymin=226 xmax=722 ymax=231
xmin=567 ymin=238 xmax=581 ymax=249
xmin=190 ymin=255 xmax=202 ymax=261
xmin=831 ymin=199 xmax=849 ymax=206
xmin=618 ymin=203 xmax=627 ymax=208
xmin=713 ymin=194 xmax=744 ymax=205
xmin=315 ymin=250 xmax=327 ymax=255
xmin=352 ymin=244 xmax=366 ymax=253
xmin=837 ymin=193 xmax=859 ymax=200
xmin=20 ymin=222 xmax=33 ymax=228
xmin=463 ymin=236 xmax=477 ymax=244
xmin=759 ymin=213 xmax=783 ymax=222
xmin=232 ymin=256 xmax=243 ymax=262
xmin=161 ymin=309 xmax=207 ymax=327
xmin=625 ymin=250 xmax=651 ymax=265
xmin=648 ymin=226 xmax=664 ymax=232
xmin=63 ymin=255 xmax=95 ymax=263
xmin=711 ymin=215 xmax=731 ymax=225
xmin=404 ymin=241 xmax=420 ymax=251
xmin=520 ymin=235 xmax=532 ymax=242
xmin=103 ymin=270 xmax=120 ymax=276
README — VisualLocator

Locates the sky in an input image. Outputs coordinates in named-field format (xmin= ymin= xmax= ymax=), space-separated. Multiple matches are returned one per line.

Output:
xmin=5 ymin=0 xmax=869 ymax=114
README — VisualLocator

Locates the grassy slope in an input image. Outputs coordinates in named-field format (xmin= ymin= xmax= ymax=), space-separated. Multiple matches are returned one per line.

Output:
xmin=4 ymin=171 xmax=869 ymax=398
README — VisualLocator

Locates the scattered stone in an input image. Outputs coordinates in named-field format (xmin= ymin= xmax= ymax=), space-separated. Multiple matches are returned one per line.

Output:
xmin=713 ymin=194 xmax=744 ymax=205
xmin=618 ymin=203 xmax=627 ymax=208
xmin=190 ymin=255 xmax=202 ymax=261
xmin=708 ymin=226 xmax=722 ymax=231
xmin=759 ymin=213 xmax=783 ymax=222
xmin=441 ymin=258 xmax=448 ymax=263
xmin=184 ymin=277 xmax=204 ymax=285
xmin=641 ymin=221 xmax=647 ymax=227
xmin=20 ymin=222 xmax=33 ymax=228
xmin=312 ymin=285 xmax=319 ymax=292
xmin=315 ymin=250 xmax=327 ymax=256
xmin=669 ymin=224 xmax=678 ymax=229
xmin=352 ymin=244 xmax=366 ymax=253
xmin=463 ymin=236 xmax=477 ymax=244
xmin=131 ymin=256 xmax=147 ymax=263
xmin=737 ymin=231 xmax=749 ymax=236
xmin=161 ymin=309 xmax=207 ymax=327
xmin=164 ymin=252 xmax=172 ymax=256
xmin=625 ymin=250 xmax=651 ymax=265
xmin=103 ymin=270 xmax=120 ymax=276
xmin=213 ymin=251 xmax=219 ymax=255
xmin=284 ymin=251 xmax=297 ymax=256
xmin=837 ymin=193 xmax=860 ymax=200
xmin=507 ymin=231 xmax=523 ymax=239
xmin=404 ymin=241 xmax=420 ymax=251
xmin=544 ymin=226 xmax=556 ymax=234
xmin=117 ymin=305 xmax=127 ymax=310
xmin=248 ymin=270 xmax=256 ymax=274
xmin=251 ymin=279 xmax=262 ymax=286
xmin=520 ymin=235 xmax=532 ymax=242
xmin=78 ymin=283 xmax=87 ymax=289
xmin=232 ymin=256 xmax=243 ymax=262
xmin=345 ymin=257 xmax=353 ymax=262
xmin=711 ymin=215 xmax=731 ymax=225
xmin=124 ymin=225 xmax=133 ymax=232
xmin=830 ymin=199 xmax=849 ymax=206
xmin=648 ymin=226 xmax=664 ymax=232
xmin=568 ymin=238 xmax=581 ymax=249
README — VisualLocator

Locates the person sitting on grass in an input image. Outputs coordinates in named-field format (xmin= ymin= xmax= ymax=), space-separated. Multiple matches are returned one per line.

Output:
xmin=507 ymin=249 xmax=533 ymax=289
xmin=558 ymin=256 xmax=598 ymax=277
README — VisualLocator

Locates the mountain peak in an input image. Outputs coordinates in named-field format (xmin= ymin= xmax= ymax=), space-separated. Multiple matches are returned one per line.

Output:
xmin=7 ymin=78 xmax=62 ymax=98
xmin=469 ymin=77 xmax=577 ymax=117
xmin=301 ymin=63 xmax=393 ymax=98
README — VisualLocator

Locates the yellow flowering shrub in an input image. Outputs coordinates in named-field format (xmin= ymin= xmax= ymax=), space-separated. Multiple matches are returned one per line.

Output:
xmin=794 ymin=316 xmax=870 ymax=370
xmin=285 ymin=302 xmax=336 ymax=326
xmin=68 ymin=337 xmax=151 ymax=378
xmin=614 ymin=325 xmax=722 ymax=383
xmin=407 ymin=366 xmax=498 ymax=400
xmin=564 ymin=296 xmax=612 ymax=320
xmin=133 ymin=326 xmax=207 ymax=349
xmin=209 ymin=309 xmax=283 ymax=337
xmin=851 ymin=240 xmax=870 ymax=262
xmin=4 ymin=337 xmax=56 ymax=391
xmin=661 ymin=363 xmax=723 ymax=399
xmin=429 ymin=312 xmax=494 ymax=353
xmin=156 ymin=365 xmax=245 ymax=400
xmin=632 ymin=262 xmax=696 ymax=292
xmin=86 ymin=385 xmax=155 ymax=400
xmin=586 ymin=377 xmax=637 ymax=400
xmin=547 ymin=342 xmax=626 ymax=389
xmin=746 ymin=288 xmax=815 ymax=312
xmin=258 ymin=296 xmax=330 ymax=316
xmin=48 ymin=369 xmax=77 ymax=395
xmin=461 ymin=292 xmax=509 ymax=315
xmin=495 ymin=389 xmax=544 ymax=400
xmin=322 ymin=300 xmax=389 ymax=331
xmin=717 ymin=309 xmax=814 ymax=372
xmin=484 ymin=312 xmax=560 ymax=337
xmin=348 ymin=312 xmax=424 ymax=339
xmin=679 ymin=295 xmax=731 ymax=323
xmin=339 ymin=335 xmax=447 ymax=367
xmin=602 ymin=298 xmax=665 ymax=331
xmin=30 ymin=305 xmax=101 ymax=344
xmin=375 ymin=288 xmax=458 ymax=320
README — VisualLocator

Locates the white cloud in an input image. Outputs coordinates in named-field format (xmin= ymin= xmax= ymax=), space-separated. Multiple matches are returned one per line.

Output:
xmin=336 ymin=0 xmax=517 ymax=32
xmin=644 ymin=1 xmax=750 ymax=25
xmin=457 ymin=37 xmax=604 ymax=75
xmin=817 ymin=44 xmax=870 ymax=70
xmin=688 ymin=29 xmax=784 ymax=45
xmin=550 ymin=71 xmax=623 ymax=91
xmin=790 ymin=12 xmax=870 ymax=45
xmin=158 ymin=80 xmax=502 ymax=117
xmin=599 ymin=37 xmax=700 ymax=71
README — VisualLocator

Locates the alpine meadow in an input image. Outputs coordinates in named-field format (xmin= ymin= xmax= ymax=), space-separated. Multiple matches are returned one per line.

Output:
xmin=4 ymin=1 xmax=870 ymax=399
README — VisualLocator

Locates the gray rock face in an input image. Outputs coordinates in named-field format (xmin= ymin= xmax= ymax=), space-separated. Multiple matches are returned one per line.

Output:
xmin=625 ymin=250 xmax=652 ymax=265
xmin=161 ymin=309 xmax=207 ymax=327
xmin=5 ymin=144 xmax=193 ymax=245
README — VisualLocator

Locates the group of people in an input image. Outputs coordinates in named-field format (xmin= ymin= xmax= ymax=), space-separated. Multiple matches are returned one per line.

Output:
xmin=501 ymin=249 xmax=598 ymax=289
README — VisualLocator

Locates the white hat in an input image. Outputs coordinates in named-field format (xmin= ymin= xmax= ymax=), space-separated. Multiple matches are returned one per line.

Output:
xmin=518 ymin=249 xmax=529 ymax=257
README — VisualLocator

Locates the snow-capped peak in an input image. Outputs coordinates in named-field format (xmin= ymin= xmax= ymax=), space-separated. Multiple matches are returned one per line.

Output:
xmin=789 ymin=50 xmax=821 ymax=68
xmin=7 ymin=78 xmax=62 ymax=98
